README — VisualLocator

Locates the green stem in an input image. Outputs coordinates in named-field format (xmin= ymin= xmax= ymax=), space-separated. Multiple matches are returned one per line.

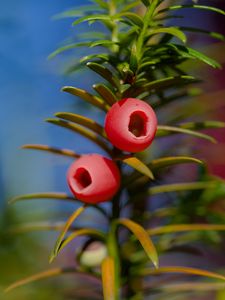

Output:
xmin=136 ymin=0 xmax=159 ymax=61
xmin=107 ymin=158 xmax=122 ymax=299
xmin=112 ymin=151 xmax=122 ymax=220
xmin=107 ymin=221 xmax=120 ymax=300
xmin=109 ymin=0 xmax=119 ymax=53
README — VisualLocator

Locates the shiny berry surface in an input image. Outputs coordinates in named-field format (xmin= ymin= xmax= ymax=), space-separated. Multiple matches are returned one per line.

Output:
xmin=105 ymin=98 xmax=157 ymax=152
xmin=67 ymin=154 xmax=120 ymax=204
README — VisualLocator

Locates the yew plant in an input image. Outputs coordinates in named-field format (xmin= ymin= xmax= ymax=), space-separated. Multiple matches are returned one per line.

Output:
xmin=6 ymin=1 xmax=225 ymax=299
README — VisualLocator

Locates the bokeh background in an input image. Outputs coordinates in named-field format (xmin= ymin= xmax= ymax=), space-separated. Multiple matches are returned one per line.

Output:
xmin=0 ymin=0 xmax=225 ymax=299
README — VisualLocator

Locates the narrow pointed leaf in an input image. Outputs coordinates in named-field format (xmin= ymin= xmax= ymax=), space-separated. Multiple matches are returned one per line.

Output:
xmin=149 ymin=181 xmax=216 ymax=195
xmin=150 ymin=156 xmax=203 ymax=170
xmin=87 ymin=62 xmax=120 ymax=90
xmin=48 ymin=42 xmax=92 ymax=59
xmin=90 ymin=40 xmax=117 ymax=48
xmin=78 ymin=29 xmax=107 ymax=39
xmin=72 ymin=15 xmax=111 ymax=26
xmin=22 ymin=144 xmax=80 ymax=158
xmin=154 ymin=15 xmax=184 ymax=22
xmin=121 ymin=1 xmax=140 ymax=13
xmin=140 ymin=0 xmax=150 ymax=7
xmin=180 ymin=121 xmax=225 ymax=130
xmin=49 ymin=205 xmax=86 ymax=263
xmin=53 ymin=5 xmax=102 ymax=19
xmin=139 ymin=266 xmax=225 ymax=281
xmin=8 ymin=192 xmax=75 ymax=205
xmin=80 ymin=53 xmax=110 ymax=64
xmin=125 ymin=156 xmax=203 ymax=185
xmin=4 ymin=267 xmax=77 ymax=293
xmin=130 ymin=43 xmax=138 ymax=72
xmin=123 ymin=157 xmax=154 ymax=180
xmin=124 ymin=75 xmax=196 ymax=98
xmin=179 ymin=26 xmax=224 ymax=41
xmin=46 ymin=119 xmax=112 ymax=155
xmin=91 ymin=0 xmax=108 ymax=10
xmin=142 ymin=75 xmax=196 ymax=92
xmin=156 ymin=125 xmax=217 ymax=143
xmin=118 ymin=218 xmax=158 ymax=268
xmin=55 ymin=112 xmax=106 ymax=138
xmin=158 ymin=5 xmax=225 ymax=17
xmin=93 ymin=84 xmax=117 ymax=106
xmin=62 ymin=86 xmax=109 ymax=112
xmin=8 ymin=221 xmax=77 ymax=234
xmin=116 ymin=12 xmax=144 ymax=28
xmin=101 ymin=256 xmax=116 ymax=300
xmin=159 ymin=282 xmax=225 ymax=292
xmin=9 ymin=193 xmax=107 ymax=218
xmin=149 ymin=224 xmax=225 ymax=236
xmin=173 ymin=44 xmax=221 ymax=68
xmin=58 ymin=229 xmax=105 ymax=256
xmin=149 ymin=27 xmax=187 ymax=43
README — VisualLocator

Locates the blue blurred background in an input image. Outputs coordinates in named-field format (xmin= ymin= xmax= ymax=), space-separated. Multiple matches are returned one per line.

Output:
xmin=0 ymin=1 xmax=103 ymax=299
xmin=0 ymin=0 xmax=94 ymax=205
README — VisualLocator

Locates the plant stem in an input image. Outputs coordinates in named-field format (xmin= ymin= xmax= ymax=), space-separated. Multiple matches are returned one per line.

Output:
xmin=107 ymin=158 xmax=122 ymax=300
xmin=107 ymin=220 xmax=120 ymax=300
xmin=136 ymin=0 xmax=159 ymax=61
xmin=109 ymin=0 xmax=119 ymax=53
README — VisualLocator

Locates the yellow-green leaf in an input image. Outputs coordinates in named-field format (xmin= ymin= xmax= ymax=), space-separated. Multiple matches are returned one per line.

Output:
xmin=173 ymin=44 xmax=221 ymax=69
xmin=52 ymin=5 xmax=103 ymax=20
xmin=149 ymin=181 xmax=216 ymax=195
xmin=150 ymin=156 xmax=203 ymax=170
xmin=125 ymin=156 xmax=203 ymax=185
xmin=72 ymin=15 xmax=111 ymax=26
xmin=62 ymin=86 xmax=110 ymax=112
xmin=180 ymin=121 xmax=225 ymax=130
xmin=139 ymin=266 xmax=225 ymax=281
xmin=148 ymin=224 xmax=225 ymax=236
xmin=8 ymin=221 xmax=74 ymax=234
xmin=21 ymin=144 xmax=80 ymax=158
xmin=4 ymin=267 xmax=77 ymax=293
xmin=93 ymin=83 xmax=117 ymax=106
xmin=118 ymin=218 xmax=158 ymax=268
xmin=116 ymin=12 xmax=144 ymax=28
xmin=80 ymin=53 xmax=109 ymax=64
xmin=55 ymin=112 xmax=106 ymax=138
xmin=8 ymin=192 xmax=75 ymax=205
xmin=157 ymin=125 xmax=216 ymax=143
xmin=57 ymin=228 xmax=105 ymax=256
xmin=156 ymin=282 xmax=225 ymax=292
xmin=87 ymin=62 xmax=120 ymax=90
xmin=158 ymin=5 xmax=225 ymax=17
xmin=46 ymin=118 xmax=112 ymax=155
xmin=149 ymin=27 xmax=187 ymax=43
xmin=123 ymin=157 xmax=154 ymax=180
xmin=49 ymin=205 xmax=86 ymax=263
xmin=48 ymin=42 xmax=91 ymax=59
xmin=179 ymin=26 xmax=225 ymax=41
xmin=123 ymin=75 xmax=196 ymax=98
xmin=101 ymin=256 xmax=116 ymax=300
xmin=140 ymin=0 xmax=149 ymax=7
xmin=90 ymin=40 xmax=117 ymax=48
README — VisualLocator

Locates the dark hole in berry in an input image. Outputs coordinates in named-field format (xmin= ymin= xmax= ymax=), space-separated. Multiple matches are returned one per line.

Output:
xmin=128 ymin=111 xmax=147 ymax=137
xmin=74 ymin=168 xmax=92 ymax=190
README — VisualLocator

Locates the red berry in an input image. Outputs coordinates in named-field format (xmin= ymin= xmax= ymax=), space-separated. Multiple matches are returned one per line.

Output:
xmin=67 ymin=154 xmax=120 ymax=204
xmin=105 ymin=98 xmax=157 ymax=152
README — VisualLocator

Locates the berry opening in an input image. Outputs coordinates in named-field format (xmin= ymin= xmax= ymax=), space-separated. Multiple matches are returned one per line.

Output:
xmin=128 ymin=111 xmax=147 ymax=137
xmin=73 ymin=168 xmax=92 ymax=190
